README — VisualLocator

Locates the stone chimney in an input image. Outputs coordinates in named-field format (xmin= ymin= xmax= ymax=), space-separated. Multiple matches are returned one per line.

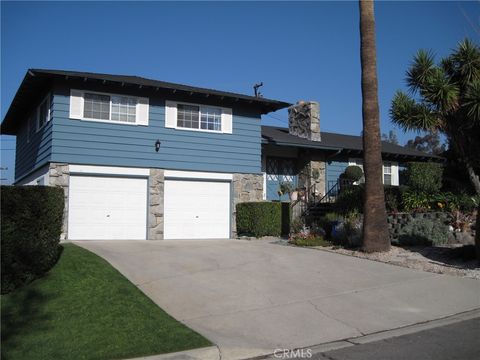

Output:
xmin=288 ymin=101 xmax=320 ymax=142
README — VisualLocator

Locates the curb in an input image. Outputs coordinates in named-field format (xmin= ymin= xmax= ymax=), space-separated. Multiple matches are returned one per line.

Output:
xmin=255 ymin=308 xmax=480 ymax=359
xmin=124 ymin=346 xmax=220 ymax=360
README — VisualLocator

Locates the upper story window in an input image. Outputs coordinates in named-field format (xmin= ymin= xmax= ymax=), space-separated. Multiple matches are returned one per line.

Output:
xmin=165 ymin=100 xmax=232 ymax=134
xmin=177 ymin=104 xmax=200 ymax=129
xmin=83 ymin=93 xmax=110 ymax=120
xmin=37 ymin=94 xmax=51 ymax=131
xmin=177 ymin=104 xmax=222 ymax=131
xmin=82 ymin=93 xmax=137 ymax=123
xmin=383 ymin=162 xmax=392 ymax=185
xmin=111 ymin=96 xmax=137 ymax=123
xmin=201 ymin=106 xmax=222 ymax=131
xmin=70 ymin=89 xmax=149 ymax=126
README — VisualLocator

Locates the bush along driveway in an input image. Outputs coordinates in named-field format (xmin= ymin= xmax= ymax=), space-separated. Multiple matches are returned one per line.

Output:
xmin=1 ymin=244 xmax=211 ymax=360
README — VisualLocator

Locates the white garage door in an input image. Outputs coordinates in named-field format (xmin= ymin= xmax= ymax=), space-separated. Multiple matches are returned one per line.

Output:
xmin=164 ymin=179 xmax=231 ymax=239
xmin=68 ymin=176 xmax=148 ymax=240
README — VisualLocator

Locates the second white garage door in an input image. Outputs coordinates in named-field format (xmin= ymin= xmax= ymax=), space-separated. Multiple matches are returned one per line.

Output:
xmin=164 ymin=179 xmax=231 ymax=239
xmin=68 ymin=176 xmax=148 ymax=240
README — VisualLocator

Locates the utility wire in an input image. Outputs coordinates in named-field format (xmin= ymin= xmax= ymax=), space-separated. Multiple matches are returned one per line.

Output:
xmin=265 ymin=114 xmax=288 ymax=124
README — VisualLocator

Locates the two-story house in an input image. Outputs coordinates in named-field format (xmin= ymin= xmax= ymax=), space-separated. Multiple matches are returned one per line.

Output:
xmin=1 ymin=69 xmax=439 ymax=240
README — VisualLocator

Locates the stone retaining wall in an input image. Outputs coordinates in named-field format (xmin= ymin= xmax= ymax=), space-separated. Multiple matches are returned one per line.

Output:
xmin=387 ymin=212 xmax=450 ymax=240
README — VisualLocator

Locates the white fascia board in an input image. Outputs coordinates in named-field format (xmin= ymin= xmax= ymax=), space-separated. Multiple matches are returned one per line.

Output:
xmin=69 ymin=165 xmax=149 ymax=176
xmin=164 ymin=170 xmax=233 ymax=180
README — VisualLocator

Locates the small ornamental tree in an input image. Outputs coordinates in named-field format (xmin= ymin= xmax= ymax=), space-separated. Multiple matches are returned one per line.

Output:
xmin=391 ymin=39 xmax=480 ymax=260
xmin=343 ymin=165 xmax=364 ymax=182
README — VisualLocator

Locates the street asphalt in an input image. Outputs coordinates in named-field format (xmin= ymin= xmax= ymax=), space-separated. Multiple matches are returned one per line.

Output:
xmin=313 ymin=317 xmax=480 ymax=360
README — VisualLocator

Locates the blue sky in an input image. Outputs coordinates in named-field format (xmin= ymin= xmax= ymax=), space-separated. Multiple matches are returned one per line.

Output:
xmin=1 ymin=1 xmax=479 ymax=184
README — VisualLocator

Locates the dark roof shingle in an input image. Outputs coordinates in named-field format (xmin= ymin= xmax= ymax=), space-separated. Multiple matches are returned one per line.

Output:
xmin=1 ymin=69 xmax=291 ymax=134
xmin=262 ymin=126 xmax=442 ymax=160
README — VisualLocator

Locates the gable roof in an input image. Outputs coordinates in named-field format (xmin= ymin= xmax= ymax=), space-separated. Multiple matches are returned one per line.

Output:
xmin=1 ymin=69 xmax=291 ymax=134
xmin=262 ymin=126 xmax=442 ymax=161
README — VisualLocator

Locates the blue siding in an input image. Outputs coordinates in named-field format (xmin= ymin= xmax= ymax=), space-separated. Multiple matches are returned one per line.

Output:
xmin=15 ymin=99 xmax=53 ymax=182
xmin=50 ymin=87 xmax=262 ymax=174
xmin=326 ymin=160 xmax=348 ymax=193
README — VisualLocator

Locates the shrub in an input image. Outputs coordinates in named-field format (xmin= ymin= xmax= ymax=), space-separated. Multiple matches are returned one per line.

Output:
xmin=384 ymin=186 xmax=403 ymax=213
xmin=290 ymin=235 xmax=331 ymax=247
xmin=450 ymin=193 xmax=480 ymax=213
xmin=316 ymin=212 xmax=342 ymax=239
xmin=397 ymin=217 xmax=449 ymax=246
xmin=343 ymin=165 xmax=364 ymax=182
xmin=1 ymin=186 xmax=64 ymax=294
xmin=236 ymin=202 xmax=288 ymax=237
xmin=402 ymin=190 xmax=432 ymax=212
xmin=404 ymin=162 xmax=443 ymax=194
xmin=335 ymin=185 xmax=363 ymax=215
xmin=332 ymin=211 xmax=363 ymax=247
xmin=401 ymin=191 xmax=479 ymax=213
xmin=290 ymin=217 xmax=304 ymax=234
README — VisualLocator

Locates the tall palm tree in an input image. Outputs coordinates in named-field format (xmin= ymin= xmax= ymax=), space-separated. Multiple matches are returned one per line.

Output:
xmin=359 ymin=0 xmax=390 ymax=252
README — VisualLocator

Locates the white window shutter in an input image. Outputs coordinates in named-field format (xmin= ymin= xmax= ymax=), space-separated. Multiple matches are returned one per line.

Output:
xmin=70 ymin=90 xmax=83 ymax=119
xmin=391 ymin=162 xmax=399 ymax=186
xmin=136 ymin=97 xmax=149 ymax=126
xmin=165 ymin=100 xmax=177 ymax=128
xmin=221 ymin=107 xmax=233 ymax=134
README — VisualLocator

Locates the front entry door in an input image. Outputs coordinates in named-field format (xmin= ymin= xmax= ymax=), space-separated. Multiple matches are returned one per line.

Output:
xmin=266 ymin=157 xmax=297 ymax=201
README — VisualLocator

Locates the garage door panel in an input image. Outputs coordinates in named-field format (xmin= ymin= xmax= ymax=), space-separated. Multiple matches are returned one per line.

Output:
xmin=164 ymin=179 xmax=231 ymax=239
xmin=68 ymin=176 xmax=147 ymax=240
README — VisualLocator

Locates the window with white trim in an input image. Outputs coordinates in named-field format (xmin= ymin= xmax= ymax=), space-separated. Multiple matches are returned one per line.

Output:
xmin=111 ymin=96 xmax=137 ymax=123
xmin=70 ymin=89 xmax=149 ymax=126
xmin=37 ymin=94 xmax=51 ymax=131
xmin=83 ymin=92 xmax=137 ymax=123
xmin=83 ymin=93 xmax=110 ymax=120
xmin=165 ymin=100 xmax=232 ymax=134
xmin=383 ymin=162 xmax=392 ymax=185
xmin=177 ymin=103 xmax=222 ymax=131
xmin=200 ymin=106 xmax=222 ymax=131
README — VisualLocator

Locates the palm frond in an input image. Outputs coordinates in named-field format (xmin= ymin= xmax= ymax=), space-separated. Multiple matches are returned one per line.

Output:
xmin=421 ymin=67 xmax=459 ymax=112
xmin=448 ymin=39 xmax=480 ymax=86
xmin=463 ymin=79 xmax=480 ymax=123
xmin=406 ymin=50 xmax=436 ymax=93
xmin=390 ymin=91 xmax=440 ymax=132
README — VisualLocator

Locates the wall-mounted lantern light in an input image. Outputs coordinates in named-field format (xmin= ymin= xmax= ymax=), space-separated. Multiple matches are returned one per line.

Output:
xmin=155 ymin=139 xmax=161 ymax=152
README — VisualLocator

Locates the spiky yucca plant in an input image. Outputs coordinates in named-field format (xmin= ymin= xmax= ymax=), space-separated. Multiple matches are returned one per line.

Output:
xmin=391 ymin=39 xmax=480 ymax=259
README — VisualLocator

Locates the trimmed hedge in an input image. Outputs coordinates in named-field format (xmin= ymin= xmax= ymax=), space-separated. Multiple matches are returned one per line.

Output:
xmin=236 ymin=202 xmax=289 ymax=237
xmin=1 ymin=186 xmax=64 ymax=294
xmin=343 ymin=165 xmax=364 ymax=182
xmin=404 ymin=162 xmax=443 ymax=194
xmin=335 ymin=185 xmax=364 ymax=215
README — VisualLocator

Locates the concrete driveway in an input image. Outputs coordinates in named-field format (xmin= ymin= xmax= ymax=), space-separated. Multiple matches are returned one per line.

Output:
xmin=75 ymin=240 xmax=480 ymax=360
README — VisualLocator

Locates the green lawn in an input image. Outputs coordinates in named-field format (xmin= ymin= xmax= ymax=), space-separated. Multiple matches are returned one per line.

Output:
xmin=1 ymin=244 xmax=211 ymax=360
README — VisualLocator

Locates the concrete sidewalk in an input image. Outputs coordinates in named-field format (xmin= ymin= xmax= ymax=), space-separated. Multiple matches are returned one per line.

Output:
xmin=75 ymin=240 xmax=480 ymax=360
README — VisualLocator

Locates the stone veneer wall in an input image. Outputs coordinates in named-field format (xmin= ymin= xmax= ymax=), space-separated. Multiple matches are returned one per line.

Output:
xmin=309 ymin=159 xmax=326 ymax=198
xmin=48 ymin=163 xmax=70 ymax=240
xmin=232 ymin=173 xmax=264 ymax=236
xmin=148 ymin=169 xmax=165 ymax=240
xmin=288 ymin=101 xmax=321 ymax=142
xmin=387 ymin=212 xmax=450 ymax=240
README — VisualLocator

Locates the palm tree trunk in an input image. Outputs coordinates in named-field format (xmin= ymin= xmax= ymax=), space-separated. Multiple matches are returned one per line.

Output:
xmin=465 ymin=161 xmax=480 ymax=195
xmin=359 ymin=0 xmax=390 ymax=252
